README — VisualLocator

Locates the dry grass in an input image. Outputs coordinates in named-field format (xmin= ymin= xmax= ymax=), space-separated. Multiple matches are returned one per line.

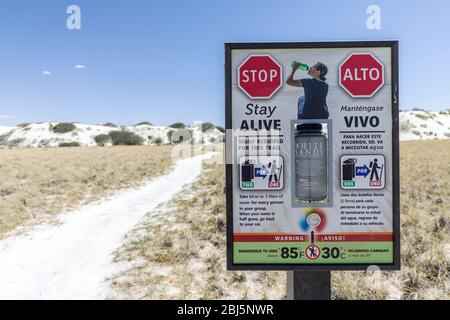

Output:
xmin=333 ymin=140 xmax=450 ymax=300
xmin=0 ymin=146 xmax=173 ymax=238
xmin=109 ymin=154 xmax=285 ymax=300
xmin=1 ymin=140 xmax=447 ymax=299
xmin=110 ymin=140 xmax=449 ymax=300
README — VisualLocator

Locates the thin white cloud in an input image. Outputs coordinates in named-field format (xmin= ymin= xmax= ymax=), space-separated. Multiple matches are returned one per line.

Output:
xmin=0 ymin=115 xmax=15 ymax=119
xmin=75 ymin=64 xmax=86 ymax=70
xmin=41 ymin=70 xmax=51 ymax=76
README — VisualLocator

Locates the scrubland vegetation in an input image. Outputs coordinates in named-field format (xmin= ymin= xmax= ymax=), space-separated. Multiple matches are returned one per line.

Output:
xmin=0 ymin=146 xmax=173 ymax=238
xmin=110 ymin=141 xmax=449 ymax=300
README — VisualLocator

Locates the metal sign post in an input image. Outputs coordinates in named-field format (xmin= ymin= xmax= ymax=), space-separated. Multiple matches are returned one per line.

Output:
xmin=287 ymin=271 xmax=331 ymax=300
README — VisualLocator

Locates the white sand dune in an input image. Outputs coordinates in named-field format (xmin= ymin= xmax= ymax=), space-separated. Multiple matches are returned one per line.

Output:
xmin=0 ymin=122 xmax=224 ymax=147
xmin=0 ymin=152 xmax=215 ymax=300
xmin=0 ymin=126 xmax=13 ymax=135
xmin=1 ymin=111 xmax=448 ymax=148
xmin=400 ymin=110 xmax=450 ymax=140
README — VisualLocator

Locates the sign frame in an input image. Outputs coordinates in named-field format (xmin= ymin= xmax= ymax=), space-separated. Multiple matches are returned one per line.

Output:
xmin=225 ymin=41 xmax=400 ymax=271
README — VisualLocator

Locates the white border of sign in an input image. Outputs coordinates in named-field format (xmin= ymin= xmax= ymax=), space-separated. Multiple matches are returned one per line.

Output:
xmin=225 ymin=41 xmax=400 ymax=271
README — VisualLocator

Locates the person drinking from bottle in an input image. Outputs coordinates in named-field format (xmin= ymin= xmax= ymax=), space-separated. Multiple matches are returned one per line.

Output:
xmin=286 ymin=61 xmax=329 ymax=119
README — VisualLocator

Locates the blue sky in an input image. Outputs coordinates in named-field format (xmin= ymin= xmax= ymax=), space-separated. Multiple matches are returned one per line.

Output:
xmin=0 ymin=0 xmax=449 ymax=126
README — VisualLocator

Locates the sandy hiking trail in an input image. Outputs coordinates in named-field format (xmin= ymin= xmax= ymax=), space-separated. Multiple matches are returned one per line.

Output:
xmin=0 ymin=152 xmax=215 ymax=299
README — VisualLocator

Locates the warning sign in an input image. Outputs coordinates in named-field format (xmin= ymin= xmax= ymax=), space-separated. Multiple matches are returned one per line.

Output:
xmin=226 ymin=41 xmax=400 ymax=271
xmin=238 ymin=55 xmax=283 ymax=99
xmin=339 ymin=53 xmax=384 ymax=98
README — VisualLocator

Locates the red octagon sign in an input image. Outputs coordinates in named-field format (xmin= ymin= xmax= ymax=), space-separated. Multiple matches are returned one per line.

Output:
xmin=339 ymin=53 xmax=384 ymax=98
xmin=238 ymin=55 xmax=282 ymax=99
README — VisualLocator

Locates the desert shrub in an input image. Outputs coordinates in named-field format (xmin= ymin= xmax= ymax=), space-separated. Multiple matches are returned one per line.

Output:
xmin=400 ymin=122 xmax=412 ymax=133
xmin=94 ymin=134 xmax=111 ymax=146
xmin=169 ymin=122 xmax=186 ymax=129
xmin=444 ymin=133 xmax=450 ymax=138
xmin=199 ymin=122 xmax=215 ymax=132
xmin=420 ymin=124 xmax=427 ymax=128
xmin=412 ymin=107 xmax=425 ymax=111
xmin=215 ymin=126 xmax=225 ymax=133
xmin=154 ymin=137 xmax=163 ymax=145
xmin=52 ymin=122 xmax=76 ymax=134
xmin=108 ymin=130 xmax=143 ymax=146
xmin=415 ymin=114 xmax=428 ymax=120
xmin=0 ymin=133 xmax=12 ymax=146
xmin=136 ymin=121 xmax=153 ymax=126
xmin=103 ymin=122 xmax=118 ymax=128
xmin=7 ymin=138 xmax=25 ymax=147
xmin=412 ymin=130 xmax=421 ymax=136
xmin=58 ymin=141 xmax=81 ymax=147
xmin=38 ymin=140 xmax=50 ymax=147
xmin=18 ymin=123 xmax=30 ymax=128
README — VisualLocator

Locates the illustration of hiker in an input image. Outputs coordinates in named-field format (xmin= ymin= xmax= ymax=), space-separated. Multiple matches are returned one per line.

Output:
xmin=268 ymin=160 xmax=279 ymax=182
xmin=369 ymin=158 xmax=382 ymax=181
xmin=308 ymin=246 xmax=318 ymax=258
xmin=286 ymin=61 xmax=329 ymax=119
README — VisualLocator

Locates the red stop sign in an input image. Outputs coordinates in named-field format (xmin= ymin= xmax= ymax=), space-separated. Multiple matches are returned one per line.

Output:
xmin=339 ymin=53 xmax=384 ymax=98
xmin=238 ymin=55 xmax=282 ymax=99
